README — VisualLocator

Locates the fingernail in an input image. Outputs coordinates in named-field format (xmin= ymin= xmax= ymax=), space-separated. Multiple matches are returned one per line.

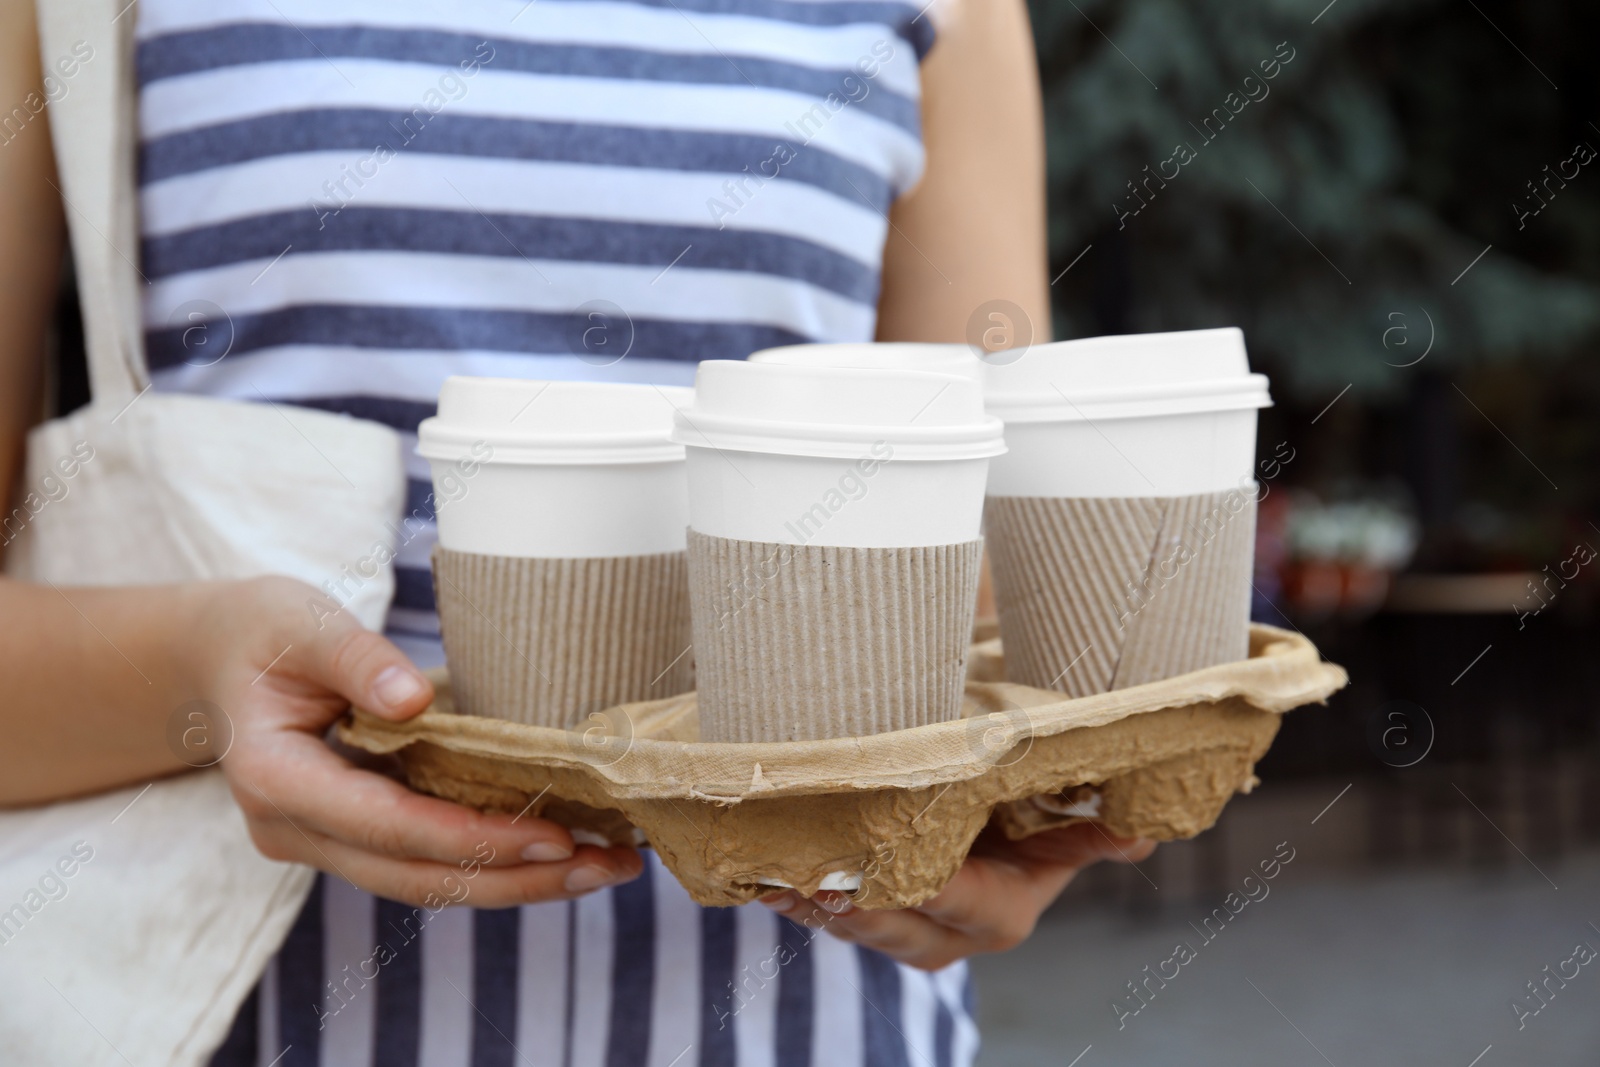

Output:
xmin=1107 ymin=837 xmax=1154 ymax=860
xmin=760 ymin=891 xmax=796 ymax=913
xmin=373 ymin=666 xmax=426 ymax=710
xmin=564 ymin=866 xmax=619 ymax=893
xmin=815 ymin=891 xmax=854 ymax=916
xmin=521 ymin=841 xmax=573 ymax=862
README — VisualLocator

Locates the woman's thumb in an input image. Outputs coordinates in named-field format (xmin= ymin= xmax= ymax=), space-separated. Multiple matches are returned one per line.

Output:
xmin=313 ymin=622 xmax=434 ymax=721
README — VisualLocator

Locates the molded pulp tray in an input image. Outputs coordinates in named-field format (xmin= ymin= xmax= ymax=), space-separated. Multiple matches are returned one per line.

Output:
xmin=339 ymin=624 xmax=1345 ymax=908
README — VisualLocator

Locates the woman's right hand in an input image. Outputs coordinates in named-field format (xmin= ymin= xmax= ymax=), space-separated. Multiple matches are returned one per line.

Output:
xmin=194 ymin=576 xmax=643 ymax=909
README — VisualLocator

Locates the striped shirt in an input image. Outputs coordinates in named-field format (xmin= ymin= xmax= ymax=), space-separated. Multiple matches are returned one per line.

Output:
xmin=134 ymin=1 xmax=978 ymax=1064
xmin=137 ymin=0 xmax=930 ymax=663
xmin=205 ymin=859 xmax=978 ymax=1067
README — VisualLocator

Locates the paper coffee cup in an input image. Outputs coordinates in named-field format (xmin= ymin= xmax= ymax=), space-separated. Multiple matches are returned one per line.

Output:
xmin=672 ymin=360 xmax=1005 ymax=742
xmin=981 ymin=328 xmax=1272 ymax=695
xmin=419 ymin=378 xmax=692 ymax=558
xmin=984 ymin=327 xmax=1270 ymax=497
xmin=677 ymin=359 xmax=1001 ymax=548
xmin=749 ymin=342 xmax=985 ymax=382
xmin=417 ymin=378 xmax=695 ymax=727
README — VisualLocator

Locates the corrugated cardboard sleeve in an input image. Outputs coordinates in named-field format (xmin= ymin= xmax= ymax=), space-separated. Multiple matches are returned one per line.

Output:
xmin=432 ymin=545 xmax=693 ymax=728
xmin=340 ymin=624 xmax=1345 ymax=909
xmin=686 ymin=531 xmax=983 ymax=742
xmin=985 ymin=490 xmax=1257 ymax=696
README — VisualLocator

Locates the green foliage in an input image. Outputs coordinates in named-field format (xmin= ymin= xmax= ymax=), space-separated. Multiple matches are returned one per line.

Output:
xmin=1028 ymin=0 xmax=1600 ymax=400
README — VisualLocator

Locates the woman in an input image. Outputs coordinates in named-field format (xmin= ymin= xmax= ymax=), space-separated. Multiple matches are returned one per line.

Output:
xmin=0 ymin=0 xmax=1151 ymax=1063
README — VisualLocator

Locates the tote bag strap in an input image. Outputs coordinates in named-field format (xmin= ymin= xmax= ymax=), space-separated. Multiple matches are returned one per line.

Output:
xmin=36 ymin=0 xmax=147 ymax=408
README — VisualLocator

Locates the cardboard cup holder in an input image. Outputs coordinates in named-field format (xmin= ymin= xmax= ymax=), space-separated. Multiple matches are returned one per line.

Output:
xmin=340 ymin=624 xmax=1345 ymax=909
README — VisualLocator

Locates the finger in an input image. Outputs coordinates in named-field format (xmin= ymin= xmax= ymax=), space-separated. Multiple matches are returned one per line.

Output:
xmin=296 ymin=608 xmax=435 ymax=721
xmin=761 ymin=891 xmax=973 ymax=971
xmin=250 ymin=820 xmax=643 ymax=909
xmin=759 ymin=890 xmax=865 ymax=935
xmin=910 ymin=857 xmax=1071 ymax=947
xmin=1072 ymin=821 xmax=1157 ymax=866
xmin=978 ymin=820 xmax=1155 ymax=870
xmin=1102 ymin=832 xmax=1158 ymax=865
xmin=231 ymin=729 xmax=581 ymax=865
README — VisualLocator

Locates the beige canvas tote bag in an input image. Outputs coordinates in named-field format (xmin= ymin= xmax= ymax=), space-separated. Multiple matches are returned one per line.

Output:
xmin=0 ymin=2 xmax=408 ymax=1063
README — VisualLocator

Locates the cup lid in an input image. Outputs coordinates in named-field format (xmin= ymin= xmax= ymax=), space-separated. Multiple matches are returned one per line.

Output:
xmin=672 ymin=360 xmax=1006 ymax=461
xmin=748 ymin=342 xmax=985 ymax=381
xmin=984 ymin=327 xmax=1272 ymax=422
xmin=417 ymin=378 xmax=691 ymax=464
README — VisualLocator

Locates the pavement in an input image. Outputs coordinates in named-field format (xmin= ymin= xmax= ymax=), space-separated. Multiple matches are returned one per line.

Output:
xmin=971 ymin=844 xmax=1599 ymax=1066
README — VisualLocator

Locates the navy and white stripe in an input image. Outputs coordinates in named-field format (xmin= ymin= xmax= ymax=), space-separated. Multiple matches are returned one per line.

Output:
xmin=138 ymin=0 xmax=930 ymax=659
xmin=134 ymin=3 xmax=976 ymax=1063
xmin=206 ymin=858 xmax=976 ymax=1067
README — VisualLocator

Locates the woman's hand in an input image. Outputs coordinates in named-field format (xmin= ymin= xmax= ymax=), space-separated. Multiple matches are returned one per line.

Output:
xmin=759 ymin=821 xmax=1155 ymax=971
xmin=197 ymin=576 xmax=642 ymax=909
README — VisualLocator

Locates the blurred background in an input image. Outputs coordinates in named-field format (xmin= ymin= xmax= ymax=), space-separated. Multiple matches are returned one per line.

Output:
xmin=37 ymin=0 xmax=1598 ymax=1061
xmin=970 ymin=1 xmax=1600 ymax=1063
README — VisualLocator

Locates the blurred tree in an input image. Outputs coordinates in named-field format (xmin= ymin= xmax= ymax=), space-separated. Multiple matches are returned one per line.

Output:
xmin=1027 ymin=0 xmax=1600 ymax=401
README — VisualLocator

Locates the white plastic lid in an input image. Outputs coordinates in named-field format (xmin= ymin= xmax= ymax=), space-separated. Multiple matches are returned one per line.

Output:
xmin=417 ymin=378 xmax=691 ymax=465
xmin=749 ymin=342 xmax=984 ymax=381
xmin=672 ymin=360 xmax=1006 ymax=461
xmin=984 ymin=327 xmax=1272 ymax=423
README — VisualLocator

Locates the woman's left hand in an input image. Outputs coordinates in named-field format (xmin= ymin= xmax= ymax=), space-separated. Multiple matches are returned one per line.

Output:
xmin=759 ymin=821 xmax=1155 ymax=971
